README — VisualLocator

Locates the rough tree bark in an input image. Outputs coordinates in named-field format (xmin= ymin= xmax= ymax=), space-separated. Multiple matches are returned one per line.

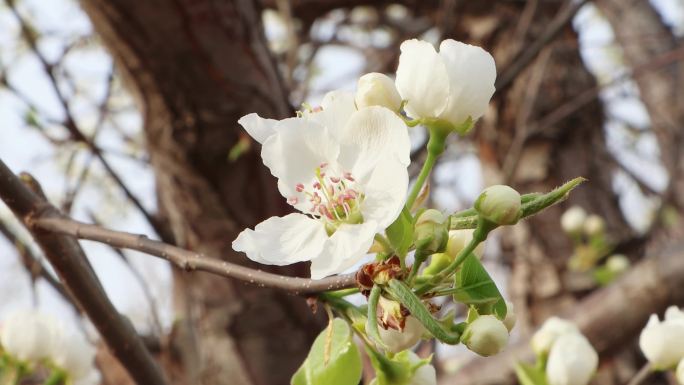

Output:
xmin=77 ymin=1 xmax=322 ymax=384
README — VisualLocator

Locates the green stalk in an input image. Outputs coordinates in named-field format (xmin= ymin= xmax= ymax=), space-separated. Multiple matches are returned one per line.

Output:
xmin=365 ymin=285 xmax=386 ymax=350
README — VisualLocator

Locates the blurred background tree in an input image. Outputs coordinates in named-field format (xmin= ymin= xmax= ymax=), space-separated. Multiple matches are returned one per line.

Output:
xmin=0 ymin=0 xmax=683 ymax=384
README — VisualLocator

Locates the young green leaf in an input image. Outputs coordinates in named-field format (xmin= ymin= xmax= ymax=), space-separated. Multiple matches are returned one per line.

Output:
xmin=514 ymin=362 xmax=550 ymax=385
xmin=291 ymin=319 xmax=362 ymax=385
xmin=386 ymin=208 xmax=414 ymax=258
xmin=453 ymin=254 xmax=507 ymax=319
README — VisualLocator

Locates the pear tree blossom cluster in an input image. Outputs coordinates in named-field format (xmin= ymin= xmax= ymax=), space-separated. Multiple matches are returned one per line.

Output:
xmin=639 ymin=306 xmax=684 ymax=384
xmin=561 ymin=206 xmax=630 ymax=285
xmin=514 ymin=317 xmax=598 ymax=385
xmin=0 ymin=310 xmax=101 ymax=385
xmin=233 ymin=38 xmax=586 ymax=385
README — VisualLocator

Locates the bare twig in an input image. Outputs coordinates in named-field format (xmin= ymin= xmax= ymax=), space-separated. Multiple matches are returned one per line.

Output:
xmin=0 ymin=158 xmax=168 ymax=385
xmin=626 ymin=363 xmax=651 ymax=385
xmin=496 ymin=0 xmax=589 ymax=91
xmin=33 ymin=216 xmax=356 ymax=294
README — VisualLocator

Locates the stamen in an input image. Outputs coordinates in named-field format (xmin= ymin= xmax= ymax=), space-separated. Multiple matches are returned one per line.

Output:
xmin=319 ymin=162 xmax=328 ymax=169
xmin=295 ymin=183 xmax=305 ymax=192
xmin=287 ymin=197 xmax=298 ymax=205
xmin=330 ymin=176 xmax=341 ymax=183
xmin=344 ymin=172 xmax=355 ymax=182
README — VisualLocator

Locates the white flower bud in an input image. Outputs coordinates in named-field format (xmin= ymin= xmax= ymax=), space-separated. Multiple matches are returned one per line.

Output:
xmin=414 ymin=209 xmax=449 ymax=255
xmin=531 ymin=317 xmax=579 ymax=356
xmin=546 ymin=333 xmax=598 ymax=385
xmin=676 ymin=358 xmax=684 ymax=385
xmin=50 ymin=327 xmax=97 ymax=380
xmin=503 ymin=301 xmax=517 ymax=332
xmin=355 ymin=73 xmax=402 ymax=111
xmin=379 ymin=316 xmax=426 ymax=353
xmin=583 ymin=215 xmax=605 ymax=236
xmin=639 ymin=307 xmax=684 ymax=369
xmin=560 ymin=206 xmax=587 ymax=234
xmin=462 ymin=315 xmax=509 ymax=357
xmin=0 ymin=309 xmax=57 ymax=362
xmin=406 ymin=351 xmax=436 ymax=385
xmin=446 ymin=229 xmax=484 ymax=259
xmin=605 ymin=254 xmax=630 ymax=274
xmin=474 ymin=185 xmax=522 ymax=225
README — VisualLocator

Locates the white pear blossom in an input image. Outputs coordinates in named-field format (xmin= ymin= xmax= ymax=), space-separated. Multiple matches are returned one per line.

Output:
xmin=378 ymin=316 xmax=426 ymax=353
xmin=356 ymin=73 xmax=402 ymax=111
xmin=583 ymin=214 xmax=605 ymax=236
xmin=560 ymin=206 xmax=587 ymax=234
xmin=676 ymin=358 xmax=684 ymax=385
xmin=395 ymin=39 xmax=496 ymax=129
xmin=531 ymin=317 xmax=579 ymax=356
xmin=0 ymin=309 xmax=57 ymax=362
xmin=50 ymin=326 xmax=98 ymax=381
xmin=446 ymin=229 xmax=484 ymax=259
xmin=546 ymin=333 xmax=598 ymax=385
xmin=462 ymin=315 xmax=509 ymax=357
xmin=234 ymin=91 xmax=411 ymax=279
xmin=639 ymin=306 xmax=684 ymax=369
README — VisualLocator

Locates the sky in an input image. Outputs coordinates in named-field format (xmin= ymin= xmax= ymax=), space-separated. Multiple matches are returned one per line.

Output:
xmin=0 ymin=0 xmax=682 ymax=353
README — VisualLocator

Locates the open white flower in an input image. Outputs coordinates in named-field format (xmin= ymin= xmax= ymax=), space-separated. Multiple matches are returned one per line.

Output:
xmin=234 ymin=91 xmax=411 ymax=279
xmin=395 ymin=39 xmax=496 ymax=130
xmin=546 ymin=333 xmax=598 ymax=385
xmin=0 ymin=309 xmax=57 ymax=363
xmin=639 ymin=306 xmax=684 ymax=369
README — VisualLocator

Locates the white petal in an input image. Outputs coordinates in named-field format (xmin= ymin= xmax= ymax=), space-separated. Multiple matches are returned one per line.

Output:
xmin=307 ymin=90 xmax=357 ymax=140
xmin=1 ymin=310 xmax=58 ymax=362
xmin=310 ymin=221 xmax=376 ymax=279
xmin=639 ymin=320 xmax=684 ymax=369
xmin=361 ymin=156 xmax=409 ymax=229
xmin=261 ymin=118 xmax=340 ymax=202
xmin=337 ymin=106 xmax=411 ymax=181
xmin=437 ymin=40 xmax=496 ymax=125
xmin=395 ymin=39 xmax=450 ymax=119
xmin=233 ymin=214 xmax=328 ymax=265
xmin=546 ymin=333 xmax=598 ymax=385
xmin=51 ymin=326 xmax=97 ymax=379
xmin=238 ymin=113 xmax=278 ymax=144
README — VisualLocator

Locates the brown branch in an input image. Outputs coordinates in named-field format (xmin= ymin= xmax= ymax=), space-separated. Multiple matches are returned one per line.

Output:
xmin=495 ymin=0 xmax=589 ymax=91
xmin=33 ymin=216 xmax=357 ymax=295
xmin=0 ymin=158 xmax=168 ymax=385
xmin=438 ymin=240 xmax=684 ymax=385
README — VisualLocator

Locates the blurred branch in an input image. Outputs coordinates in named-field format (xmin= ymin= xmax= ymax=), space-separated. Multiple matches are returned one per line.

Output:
xmin=496 ymin=0 xmax=589 ymax=91
xmin=4 ymin=0 xmax=172 ymax=244
xmin=438 ymin=240 xmax=684 ymax=385
xmin=0 ymin=157 xmax=168 ymax=385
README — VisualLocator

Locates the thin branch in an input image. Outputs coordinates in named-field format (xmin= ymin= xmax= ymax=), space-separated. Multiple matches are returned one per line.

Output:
xmin=496 ymin=0 xmax=589 ymax=91
xmin=0 ymin=158 xmax=168 ymax=385
xmin=33 ymin=216 xmax=356 ymax=295
xmin=626 ymin=363 xmax=651 ymax=385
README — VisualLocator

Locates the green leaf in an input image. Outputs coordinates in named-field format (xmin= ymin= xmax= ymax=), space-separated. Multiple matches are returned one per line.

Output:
xmin=514 ymin=362 xmax=549 ymax=385
xmin=386 ymin=208 xmax=414 ymax=258
xmin=453 ymin=255 xmax=507 ymax=319
xmin=291 ymin=319 xmax=362 ymax=385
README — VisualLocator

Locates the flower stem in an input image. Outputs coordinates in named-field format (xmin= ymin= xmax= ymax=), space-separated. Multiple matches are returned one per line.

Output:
xmin=365 ymin=285 xmax=386 ymax=350
xmin=405 ymin=150 xmax=437 ymax=211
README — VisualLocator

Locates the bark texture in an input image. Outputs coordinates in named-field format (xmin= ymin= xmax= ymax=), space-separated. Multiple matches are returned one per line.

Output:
xmin=77 ymin=1 xmax=321 ymax=384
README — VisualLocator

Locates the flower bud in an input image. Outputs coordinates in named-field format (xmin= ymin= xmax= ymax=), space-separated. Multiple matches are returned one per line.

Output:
xmin=414 ymin=209 xmax=449 ymax=255
xmin=379 ymin=316 xmax=426 ymax=353
xmin=1 ymin=310 xmax=57 ymax=362
xmin=546 ymin=333 xmax=598 ymax=385
xmin=639 ymin=307 xmax=684 ymax=369
xmin=676 ymin=358 xmax=684 ymax=385
xmin=462 ymin=315 xmax=509 ymax=357
xmin=474 ymin=185 xmax=522 ymax=225
xmin=531 ymin=317 xmax=579 ymax=356
xmin=560 ymin=206 xmax=587 ymax=234
xmin=583 ymin=215 xmax=605 ymax=237
xmin=446 ymin=229 xmax=484 ymax=259
xmin=355 ymin=73 xmax=402 ymax=111
xmin=503 ymin=301 xmax=517 ymax=332
xmin=605 ymin=254 xmax=630 ymax=274
xmin=422 ymin=253 xmax=451 ymax=276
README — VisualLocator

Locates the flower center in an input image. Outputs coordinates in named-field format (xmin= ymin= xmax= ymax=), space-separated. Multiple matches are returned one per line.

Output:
xmin=289 ymin=163 xmax=364 ymax=229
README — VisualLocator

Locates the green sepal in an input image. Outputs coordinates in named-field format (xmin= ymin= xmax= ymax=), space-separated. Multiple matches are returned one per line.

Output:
xmin=367 ymin=349 xmax=432 ymax=385
xmin=386 ymin=207 xmax=414 ymax=259
xmin=291 ymin=319 xmax=362 ymax=385
xmin=514 ymin=362 xmax=550 ymax=385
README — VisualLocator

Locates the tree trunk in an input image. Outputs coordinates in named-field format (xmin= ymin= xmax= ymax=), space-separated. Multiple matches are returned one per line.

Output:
xmin=77 ymin=1 xmax=321 ymax=384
